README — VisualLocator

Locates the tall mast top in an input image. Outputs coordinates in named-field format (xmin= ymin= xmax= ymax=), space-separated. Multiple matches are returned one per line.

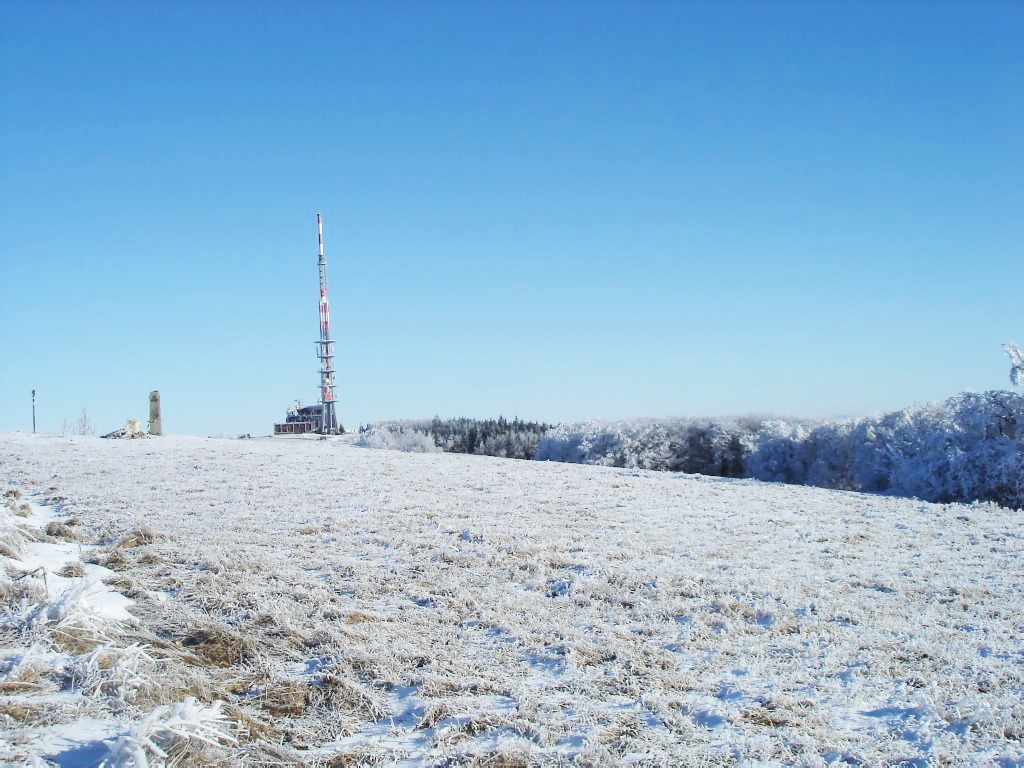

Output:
xmin=317 ymin=212 xmax=324 ymax=258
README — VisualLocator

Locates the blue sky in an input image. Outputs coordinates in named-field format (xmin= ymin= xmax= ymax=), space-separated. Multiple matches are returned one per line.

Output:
xmin=1 ymin=1 xmax=1021 ymax=437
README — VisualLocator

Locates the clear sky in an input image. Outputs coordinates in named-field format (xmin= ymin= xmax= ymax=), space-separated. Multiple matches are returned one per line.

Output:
xmin=1 ymin=1 xmax=1021 ymax=437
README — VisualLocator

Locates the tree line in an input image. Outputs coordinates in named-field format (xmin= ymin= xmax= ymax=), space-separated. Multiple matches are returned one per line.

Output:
xmin=358 ymin=416 xmax=554 ymax=459
xmin=359 ymin=390 xmax=1024 ymax=509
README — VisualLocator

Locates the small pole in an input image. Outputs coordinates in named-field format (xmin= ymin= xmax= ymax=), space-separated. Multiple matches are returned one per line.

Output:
xmin=31 ymin=390 xmax=36 ymax=434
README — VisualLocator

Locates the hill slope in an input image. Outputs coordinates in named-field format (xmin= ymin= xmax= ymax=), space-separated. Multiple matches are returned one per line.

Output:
xmin=1 ymin=432 xmax=1021 ymax=765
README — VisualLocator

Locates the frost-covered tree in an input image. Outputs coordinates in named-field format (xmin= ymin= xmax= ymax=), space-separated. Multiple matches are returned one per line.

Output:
xmin=746 ymin=391 xmax=1024 ymax=508
xmin=76 ymin=407 xmax=94 ymax=436
xmin=361 ymin=394 xmax=1024 ymax=508
xmin=535 ymin=418 xmax=762 ymax=474
xmin=1005 ymin=342 xmax=1023 ymax=390
xmin=354 ymin=426 xmax=441 ymax=453
xmin=358 ymin=417 xmax=552 ymax=459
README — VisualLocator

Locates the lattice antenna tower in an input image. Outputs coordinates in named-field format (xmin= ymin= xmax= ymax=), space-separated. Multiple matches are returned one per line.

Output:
xmin=316 ymin=212 xmax=338 ymax=433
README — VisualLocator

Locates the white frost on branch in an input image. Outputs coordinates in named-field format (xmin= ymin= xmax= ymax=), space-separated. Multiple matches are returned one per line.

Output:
xmin=100 ymin=697 xmax=236 ymax=767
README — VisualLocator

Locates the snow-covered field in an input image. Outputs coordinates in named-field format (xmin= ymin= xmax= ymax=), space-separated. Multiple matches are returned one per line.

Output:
xmin=1 ymin=431 xmax=1021 ymax=766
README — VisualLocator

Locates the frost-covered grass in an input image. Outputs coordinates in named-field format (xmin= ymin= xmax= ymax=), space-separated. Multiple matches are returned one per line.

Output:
xmin=0 ymin=473 xmax=237 ymax=765
xmin=1 ymin=431 xmax=1022 ymax=766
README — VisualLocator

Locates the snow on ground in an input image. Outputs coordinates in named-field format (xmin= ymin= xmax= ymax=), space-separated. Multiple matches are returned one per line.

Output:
xmin=1 ymin=430 xmax=1021 ymax=766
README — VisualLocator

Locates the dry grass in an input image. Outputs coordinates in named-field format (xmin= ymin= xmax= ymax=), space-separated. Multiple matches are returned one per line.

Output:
xmin=130 ymin=666 xmax=223 ymax=709
xmin=0 ymin=699 xmax=49 ymax=724
xmin=58 ymin=561 xmax=87 ymax=578
xmin=221 ymin=702 xmax=281 ymax=743
xmin=0 ymin=517 xmax=45 ymax=562
xmin=345 ymin=611 xmax=379 ymax=624
xmin=236 ymin=740 xmax=306 ymax=766
xmin=740 ymin=706 xmax=792 ymax=727
xmin=419 ymin=676 xmax=462 ymax=698
xmin=157 ymin=734 xmax=237 ymax=768
xmin=120 ymin=524 xmax=159 ymax=549
xmin=262 ymin=623 xmax=313 ymax=652
xmin=311 ymin=674 xmax=388 ymax=720
xmin=0 ymin=659 xmax=56 ymax=696
xmin=0 ymin=680 xmax=46 ymax=696
xmin=257 ymin=679 xmax=309 ymax=717
xmin=473 ymin=750 xmax=535 ymax=768
xmin=45 ymin=521 xmax=80 ymax=541
xmin=103 ymin=574 xmax=147 ymax=598
xmin=101 ymin=548 xmax=132 ymax=571
xmin=417 ymin=699 xmax=454 ymax=730
xmin=325 ymin=745 xmax=397 ymax=767
xmin=326 ymin=754 xmax=362 ymax=767
xmin=51 ymin=624 xmax=107 ymax=655
xmin=15 ymin=503 xmax=31 ymax=518
xmin=181 ymin=624 xmax=255 ymax=668
xmin=0 ymin=579 xmax=45 ymax=613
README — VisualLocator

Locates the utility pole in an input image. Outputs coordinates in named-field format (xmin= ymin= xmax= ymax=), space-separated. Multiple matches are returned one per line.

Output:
xmin=315 ymin=213 xmax=338 ymax=434
xmin=31 ymin=390 xmax=36 ymax=434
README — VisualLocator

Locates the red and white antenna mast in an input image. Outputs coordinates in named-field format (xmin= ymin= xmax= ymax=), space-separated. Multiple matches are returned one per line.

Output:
xmin=315 ymin=212 xmax=338 ymax=433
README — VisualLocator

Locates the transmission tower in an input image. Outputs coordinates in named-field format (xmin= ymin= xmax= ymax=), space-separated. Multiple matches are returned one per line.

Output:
xmin=315 ymin=212 xmax=338 ymax=433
